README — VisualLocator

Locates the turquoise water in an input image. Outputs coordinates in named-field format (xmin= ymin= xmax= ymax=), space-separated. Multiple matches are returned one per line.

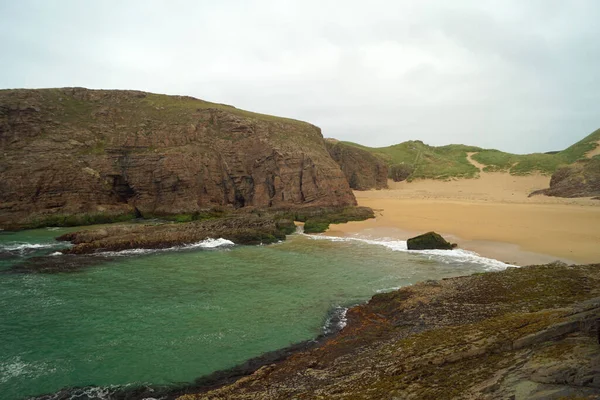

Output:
xmin=0 ymin=227 xmax=511 ymax=399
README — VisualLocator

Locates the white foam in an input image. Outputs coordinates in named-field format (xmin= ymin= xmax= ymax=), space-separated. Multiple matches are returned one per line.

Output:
xmin=375 ymin=286 xmax=402 ymax=293
xmin=0 ymin=242 xmax=62 ymax=251
xmin=323 ymin=306 xmax=350 ymax=335
xmin=49 ymin=251 xmax=63 ymax=256
xmin=186 ymin=238 xmax=234 ymax=249
xmin=0 ymin=357 xmax=56 ymax=384
xmin=337 ymin=308 xmax=348 ymax=330
xmin=308 ymin=234 xmax=515 ymax=271
xmin=97 ymin=238 xmax=235 ymax=256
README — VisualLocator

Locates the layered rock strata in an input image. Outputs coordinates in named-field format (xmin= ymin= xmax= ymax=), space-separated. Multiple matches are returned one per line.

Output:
xmin=0 ymin=88 xmax=356 ymax=229
xmin=325 ymin=140 xmax=388 ymax=190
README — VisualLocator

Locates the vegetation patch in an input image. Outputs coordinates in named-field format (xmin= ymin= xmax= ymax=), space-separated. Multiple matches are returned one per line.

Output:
xmin=341 ymin=128 xmax=600 ymax=180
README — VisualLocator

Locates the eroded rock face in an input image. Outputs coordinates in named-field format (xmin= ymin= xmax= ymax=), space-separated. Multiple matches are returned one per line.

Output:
xmin=0 ymin=88 xmax=356 ymax=229
xmin=530 ymin=158 xmax=600 ymax=198
xmin=325 ymin=140 xmax=388 ymax=190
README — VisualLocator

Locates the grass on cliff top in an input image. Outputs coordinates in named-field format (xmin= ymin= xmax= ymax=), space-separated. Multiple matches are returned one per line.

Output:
xmin=342 ymin=128 xmax=600 ymax=180
xmin=12 ymin=88 xmax=326 ymax=154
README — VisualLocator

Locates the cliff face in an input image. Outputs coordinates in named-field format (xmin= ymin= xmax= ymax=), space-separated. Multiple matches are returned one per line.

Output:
xmin=530 ymin=158 xmax=600 ymax=198
xmin=325 ymin=140 xmax=388 ymax=190
xmin=0 ymin=88 xmax=356 ymax=229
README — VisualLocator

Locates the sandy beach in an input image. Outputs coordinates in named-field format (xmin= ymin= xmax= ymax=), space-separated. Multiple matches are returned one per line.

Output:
xmin=327 ymin=172 xmax=600 ymax=265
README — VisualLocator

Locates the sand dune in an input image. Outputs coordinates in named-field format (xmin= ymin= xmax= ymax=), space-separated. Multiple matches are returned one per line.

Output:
xmin=327 ymin=171 xmax=600 ymax=265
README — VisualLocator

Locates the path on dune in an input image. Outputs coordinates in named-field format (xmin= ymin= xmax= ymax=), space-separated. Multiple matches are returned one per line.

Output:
xmin=466 ymin=152 xmax=486 ymax=173
xmin=585 ymin=140 xmax=600 ymax=158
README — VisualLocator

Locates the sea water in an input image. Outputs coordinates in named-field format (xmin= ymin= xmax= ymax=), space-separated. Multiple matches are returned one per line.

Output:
xmin=0 ymin=226 xmax=513 ymax=399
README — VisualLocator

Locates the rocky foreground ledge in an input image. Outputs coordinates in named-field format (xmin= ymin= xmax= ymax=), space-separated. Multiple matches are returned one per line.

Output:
xmin=56 ymin=207 xmax=374 ymax=254
xmin=177 ymin=263 xmax=600 ymax=400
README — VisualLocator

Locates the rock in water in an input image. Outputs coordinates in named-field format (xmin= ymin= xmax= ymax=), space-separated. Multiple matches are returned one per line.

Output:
xmin=407 ymin=231 xmax=457 ymax=250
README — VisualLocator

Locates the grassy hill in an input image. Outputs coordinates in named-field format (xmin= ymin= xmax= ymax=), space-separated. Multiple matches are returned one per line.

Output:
xmin=342 ymin=128 xmax=600 ymax=181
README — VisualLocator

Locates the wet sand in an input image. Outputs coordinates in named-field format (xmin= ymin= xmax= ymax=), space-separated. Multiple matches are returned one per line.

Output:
xmin=327 ymin=173 xmax=600 ymax=265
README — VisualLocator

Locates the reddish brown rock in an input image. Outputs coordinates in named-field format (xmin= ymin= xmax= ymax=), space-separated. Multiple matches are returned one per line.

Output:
xmin=325 ymin=139 xmax=388 ymax=190
xmin=530 ymin=158 xmax=600 ymax=198
xmin=0 ymin=88 xmax=356 ymax=229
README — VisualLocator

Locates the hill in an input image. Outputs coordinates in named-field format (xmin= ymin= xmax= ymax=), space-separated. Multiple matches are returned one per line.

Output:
xmin=342 ymin=128 xmax=600 ymax=181
xmin=0 ymin=88 xmax=356 ymax=229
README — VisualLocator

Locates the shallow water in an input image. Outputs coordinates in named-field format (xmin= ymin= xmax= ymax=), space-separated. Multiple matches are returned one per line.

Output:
xmin=0 ymin=227 xmax=512 ymax=399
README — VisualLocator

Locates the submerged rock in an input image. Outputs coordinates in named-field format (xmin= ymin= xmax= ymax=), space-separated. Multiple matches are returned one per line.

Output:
xmin=407 ymin=231 xmax=457 ymax=250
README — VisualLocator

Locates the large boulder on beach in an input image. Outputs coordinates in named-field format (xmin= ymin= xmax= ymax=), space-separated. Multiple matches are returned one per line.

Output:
xmin=407 ymin=232 xmax=457 ymax=250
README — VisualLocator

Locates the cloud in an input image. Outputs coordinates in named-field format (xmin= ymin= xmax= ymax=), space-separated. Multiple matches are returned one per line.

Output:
xmin=1 ymin=0 xmax=598 ymax=153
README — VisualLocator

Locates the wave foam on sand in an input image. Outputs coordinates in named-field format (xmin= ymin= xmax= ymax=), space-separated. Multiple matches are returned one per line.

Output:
xmin=308 ymin=234 xmax=515 ymax=271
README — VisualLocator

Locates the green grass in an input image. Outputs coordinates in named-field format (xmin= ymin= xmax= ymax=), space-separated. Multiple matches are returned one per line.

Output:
xmin=557 ymin=128 xmax=600 ymax=162
xmin=343 ymin=128 xmax=600 ymax=180
xmin=343 ymin=140 xmax=481 ymax=181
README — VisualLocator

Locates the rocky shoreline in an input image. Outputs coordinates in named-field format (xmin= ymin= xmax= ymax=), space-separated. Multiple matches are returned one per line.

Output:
xmin=30 ymin=262 xmax=600 ymax=400
xmin=171 ymin=263 xmax=600 ymax=400
xmin=52 ymin=206 xmax=374 ymax=255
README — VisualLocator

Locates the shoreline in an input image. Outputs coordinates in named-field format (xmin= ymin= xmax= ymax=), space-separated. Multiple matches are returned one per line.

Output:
xmin=178 ymin=263 xmax=600 ymax=399
xmin=325 ymin=175 xmax=600 ymax=265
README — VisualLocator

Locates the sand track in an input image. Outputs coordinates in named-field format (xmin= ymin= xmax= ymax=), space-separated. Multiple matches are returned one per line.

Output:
xmin=585 ymin=140 xmax=600 ymax=158
xmin=466 ymin=152 xmax=486 ymax=172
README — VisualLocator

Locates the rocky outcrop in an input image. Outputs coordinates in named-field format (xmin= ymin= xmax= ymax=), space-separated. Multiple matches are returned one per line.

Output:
xmin=530 ymin=158 xmax=600 ymax=198
xmin=57 ymin=214 xmax=295 ymax=254
xmin=0 ymin=88 xmax=356 ymax=229
xmin=178 ymin=263 xmax=600 ymax=400
xmin=55 ymin=207 xmax=375 ymax=254
xmin=407 ymin=231 xmax=457 ymax=250
xmin=325 ymin=140 xmax=388 ymax=190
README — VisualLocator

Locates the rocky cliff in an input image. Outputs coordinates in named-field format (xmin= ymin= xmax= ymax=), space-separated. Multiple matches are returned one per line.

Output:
xmin=530 ymin=158 xmax=600 ymax=198
xmin=325 ymin=140 xmax=388 ymax=190
xmin=0 ymin=88 xmax=356 ymax=229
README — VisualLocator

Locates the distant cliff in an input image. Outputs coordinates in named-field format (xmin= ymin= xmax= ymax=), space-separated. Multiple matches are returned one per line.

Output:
xmin=325 ymin=140 xmax=388 ymax=190
xmin=0 ymin=88 xmax=356 ymax=229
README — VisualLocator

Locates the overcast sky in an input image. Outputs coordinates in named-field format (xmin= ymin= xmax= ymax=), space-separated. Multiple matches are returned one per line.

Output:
xmin=1 ymin=1 xmax=599 ymax=153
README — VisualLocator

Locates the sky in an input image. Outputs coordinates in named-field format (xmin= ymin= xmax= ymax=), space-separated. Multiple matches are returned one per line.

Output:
xmin=1 ymin=0 xmax=599 ymax=153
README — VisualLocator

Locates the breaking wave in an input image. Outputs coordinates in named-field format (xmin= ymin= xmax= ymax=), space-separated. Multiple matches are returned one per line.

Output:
xmin=96 ymin=238 xmax=235 ymax=257
xmin=308 ymin=235 xmax=515 ymax=271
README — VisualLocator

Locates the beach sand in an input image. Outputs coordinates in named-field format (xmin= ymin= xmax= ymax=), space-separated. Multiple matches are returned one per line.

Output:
xmin=326 ymin=172 xmax=600 ymax=265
